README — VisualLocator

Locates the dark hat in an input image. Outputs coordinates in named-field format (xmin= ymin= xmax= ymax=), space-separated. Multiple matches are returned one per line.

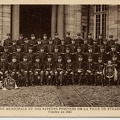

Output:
xmin=12 ymin=56 xmax=17 ymax=59
xmin=28 ymin=46 xmax=33 ymax=49
xmin=40 ymin=46 xmax=45 ymax=49
xmin=78 ymin=54 xmax=83 ymax=58
xmin=109 ymin=35 xmax=113 ymax=38
xmin=66 ymin=46 xmax=70 ymax=50
xmin=47 ymin=54 xmax=52 ymax=58
xmin=93 ymin=40 xmax=97 ymax=43
xmin=103 ymin=39 xmax=107 ymax=41
xmin=77 ymin=33 xmax=81 ymax=36
xmin=24 ymin=37 xmax=29 ymax=41
xmin=54 ymin=45 xmax=59 ymax=49
xmin=31 ymin=34 xmax=35 ymax=37
xmin=58 ymin=55 xmax=62 ymax=59
xmin=99 ymin=34 xmax=103 ymax=36
xmin=77 ymin=46 xmax=81 ymax=49
xmin=37 ymin=38 xmax=41 ymax=41
xmin=72 ymin=39 xmax=75 ymax=41
xmin=12 ymin=39 xmax=17 ymax=43
xmin=100 ymin=45 xmax=105 ymax=49
xmin=43 ymin=34 xmax=47 ymax=36
xmin=35 ymin=56 xmax=40 ymax=59
xmin=88 ymin=46 xmax=92 ymax=49
xmin=111 ymin=45 xmax=115 ymax=48
xmin=61 ymin=39 xmax=65 ymax=41
xmin=19 ymin=34 xmax=23 ymax=36
xmin=66 ymin=32 xmax=70 ymax=35
xmin=7 ymin=33 xmax=10 ymax=36
xmin=88 ymin=33 xmax=91 ymax=36
xmin=23 ymin=55 xmax=28 ymax=59
xmin=17 ymin=46 xmax=21 ymax=49
xmin=98 ymin=56 xmax=102 ymax=60
xmin=112 ymin=54 xmax=117 ymax=57
xmin=88 ymin=55 xmax=93 ymax=59
xmin=67 ymin=56 xmax=71 ymax=60
xmin=55 ymin=33 xmax=58 ymax=36
xmin=1 ymin=56 xmax=5 ymax=59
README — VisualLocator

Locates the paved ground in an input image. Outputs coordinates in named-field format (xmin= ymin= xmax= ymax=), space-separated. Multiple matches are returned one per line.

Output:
xmin=0 ymin=85 xmax=120 ymax=107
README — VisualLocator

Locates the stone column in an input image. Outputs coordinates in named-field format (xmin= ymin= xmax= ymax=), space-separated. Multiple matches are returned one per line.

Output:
xmin=51 ymin=5 xmax=57 ymax=39
xmin=12 ymin=5 xmax=19 ymax=40
xmin=57 ymin=5 xmax=64 ymax=39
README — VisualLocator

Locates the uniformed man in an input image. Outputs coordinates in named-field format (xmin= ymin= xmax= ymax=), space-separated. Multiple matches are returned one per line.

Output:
xmin=8 ymin=56 xmax=21 ymax=86
xmin=59 ymin=39 xmax=66 ymax=53
xmin=3 ymin=33 xmax=12 ymax=47
xmin=92 ymin=40 xmax=100 ymax=54
xmin=25 ymin=46 xmax=35 ymax=62
xmin=75 ymin=33 xmax=83 ymax=47
xmin=84 ymin=55 xmax=95 ymax=85
xmin=98 ymin=46 xmax=107 ymax=63
xmin=103 ymin=39 xmax=111 ymax=53
xmin=34 ymin=38 xmax=43 ymax=52
xmin=108 ymin=45 xmax=119 ymax=61
xmin=64 ymin=46 xmax=72 ymax=63
xmin=52 ymin=46 xmax=60 ymax=63
xmin=34 ymin=56 xmax=44 ymax=85
xmin=74 ymin=55 xmax=85 ymax=85
xmin=22 ymin=37 xmax=30 ymax=53
xmin=42 ymin=34 xmax=49 ymax=45
xmin=17 ymin=34 xmax=24 ymax=46
xmin=36 ymin=46 xmax=47 ymax=63
xmin=81 ymin=39 xmax=88 ymax=54
xmin=97 ymin=34 xmax=103 ymax=46
xmin=54 ymin=55 xmax=65 ymax=85
xmin=95 ymin=57 xmax=104 ymax=86
xmin=87 ymin=33 xmax=93 ymax=46
xmin=2 ymin=47 xmax=10 ymax=63
xmin=111 ymin=55 xmax=120 ymax=86
xmin=19 ymin=55 xmax=33 ymax=86
xmin=0 ymin=41 xmax=4 ymax=55
xmin=29 ymin=34 xmax=36 ymax=46
xmin=69 ymin=38 xmax=77 ymax=54
xmin=74 ymin=46 xmax=84 ymax=62
xmin=0 ymin=56 xmax=8 ymax=80
xmin=65 ymin=56 xmax=75 ymax=85
xmin=63 ymin=32 xmax=72 ymax=45
xmin=46 ymin=39 xmax=54 ymax=53
xmin=53 ymin=33 xmax=61 ymax=46
xmin=13 ymin=46 xmax=23 ymax=63
xmin=9 ymin=40 xmax=17 ymax=53
xmin=44 ymin=54 xmax=54 ymax=85
xmin=108 ymin=35 xmax=115 ymax=46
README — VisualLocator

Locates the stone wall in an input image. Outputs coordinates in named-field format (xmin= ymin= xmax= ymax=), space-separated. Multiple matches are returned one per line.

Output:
xmin=0 ymin=5 xmax=11 ymax=44
xmin=64 ymin=5 xmax=82 ymax=38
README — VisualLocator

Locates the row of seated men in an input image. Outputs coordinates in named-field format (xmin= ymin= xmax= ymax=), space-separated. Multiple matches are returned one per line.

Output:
xmin=0 ymin=32 xmax=120 ymax=87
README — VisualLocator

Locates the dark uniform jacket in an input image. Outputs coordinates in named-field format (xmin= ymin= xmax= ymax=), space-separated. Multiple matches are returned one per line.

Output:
xmin=85 ymin=61 xmax=95 ymax=73
xmin=19 ymin=61 xmax=31 ymax=71
xmin=55 ymin=62 xmax=65 ymax=71
xmin=22 ymin=43 xmax=30 ymax=53
xmin=34 ymin=62 xmax=43 ymax=70
xmin=87 ymin=38 xmax=93 ymax=46
xmin=64 ymin=37 xmax=72 ymax=45
xmin=0 ymin=61 xmax=8 ymax=72
xmin=97 ymin=38 xmax=103 ymax=46
xmin=17 ymin=39 xmax=24 ymax=46
xmin=3 ymin=39 xmax=12 ymax=47
xmin=98 ymin=52 xmax=107 ymax=63
xmin=8 ymin=62 xmax=19 ymax=72
xmin=44 ymin=61 xmax=54 ymax=71
xmin=53 ymin=38 xmax=61 ymax=46
xmin=81 ymin=43 xmax=88 ymax=53
xmin=75 ymin=38 xmax=83 ymax=47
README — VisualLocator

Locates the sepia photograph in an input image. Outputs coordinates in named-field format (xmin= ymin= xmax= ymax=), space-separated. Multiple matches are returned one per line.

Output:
xmin=0 ymin=3 xmax=120 ymax=117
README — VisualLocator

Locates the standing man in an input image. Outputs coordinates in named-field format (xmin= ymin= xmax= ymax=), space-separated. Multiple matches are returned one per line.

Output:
xmin=3 ymin=33 xmax=12 ymax=47
xmin=63 ymin=32 xmax=72 ymax=45
xmin=17 ymin=34 xmax=24 ymax=46
xmin=87 ymin=33 xmax=93 ymax=46
xmin=53 ymin=33 xmax=61 ymax=46
xmin=75 ymin=33 xmax=83 ymax=47
xmin=29 ymin=34 xmax=36 ymax=46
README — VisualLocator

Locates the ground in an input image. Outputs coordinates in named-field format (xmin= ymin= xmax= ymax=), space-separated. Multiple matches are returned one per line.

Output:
xmin=0 ymin=85 xmax=120 ymax=107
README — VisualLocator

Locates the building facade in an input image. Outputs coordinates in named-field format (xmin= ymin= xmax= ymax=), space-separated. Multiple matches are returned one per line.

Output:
xmin=0 ymin=5 xmax=120 ymax=44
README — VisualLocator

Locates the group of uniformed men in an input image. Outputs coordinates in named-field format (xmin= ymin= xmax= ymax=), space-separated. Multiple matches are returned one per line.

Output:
xmin=0 ymin=32 xmax=120 ymax=87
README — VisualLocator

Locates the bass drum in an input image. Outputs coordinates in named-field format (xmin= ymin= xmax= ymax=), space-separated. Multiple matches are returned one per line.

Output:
xmin=106 ymin=65 xmax=114 ymax=78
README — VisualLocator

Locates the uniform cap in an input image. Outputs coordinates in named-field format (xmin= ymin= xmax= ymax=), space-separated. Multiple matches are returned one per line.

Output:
xmin=24 ymin=37 xmax=29 ymax=41
xmin=66 ymin=46 xmax=70 ymax=50
xmin=114 ymin=38 xmax=118 ymax=41
xmin=12 ymin=39 xmax=17 ymax=43
xmin=66 ymin=32 xmax=70 ymax=35
xmin=55 ymin=32 xmax=58 ymax=36
xmin=88 ymin=45 xmax=92 ymax=49
xmin=35 ymin=56 xmax=40 ymax=59
xmin=43 ymin=34 xmax=47 ymax=36
xmin=100 ymin=45 xmax=105 ymax=49
xmin=31 ymin=34 xmax=35 ymax=37
xmin=109 ymin=35 xmax=113 ymax=38
xmin=77 ymin=33 xmax=81 ymax=36
xmin=12 ymin=56 xmax=17 ymax=59
xmin=23 ymin=55 xmax=28 ymax=59
xmin=98 ymin=56 xmax=102 ymax=60
xmin=103 ymin=39 xmax=107 ymax=41
xmin=4 ymin=46 xmax=8 ymax=49
xmin=47 ymin=54 xmax=52 ymax=58
xmin=19 ymin=34 xmax=23 ymax=37
xmin=58 ymin=55 xmax=62 ymax=59
xmin=77 ymin=46 xmax=81 ymax=49
xmin=54 ymin=45 xmax=59 ymax=49
xmin=78 ymin=54 xmax=83 ymax=58
xmin=88 ymin=55 xmax=93 ymax=59
xmin=88 ymin=33 xmax=91 ymax=36
xmin=40 ymin=46 xmax=45 ymax=49
xmin=37 ymin=38 xmax=41 ymax=41
xmin=17 ymin=46 xmax=21 ymax=49
xmin=111 ymin=45 xmax=115 ymax=48
xmin=28 ymin=46 xmax=33 ymax=49
xmin=7 ymin=33 xmax=10 ymax=36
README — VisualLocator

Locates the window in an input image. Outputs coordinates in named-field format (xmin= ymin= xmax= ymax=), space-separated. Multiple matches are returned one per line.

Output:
xmin=95 ymin=5 xmax=107 ymax=39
